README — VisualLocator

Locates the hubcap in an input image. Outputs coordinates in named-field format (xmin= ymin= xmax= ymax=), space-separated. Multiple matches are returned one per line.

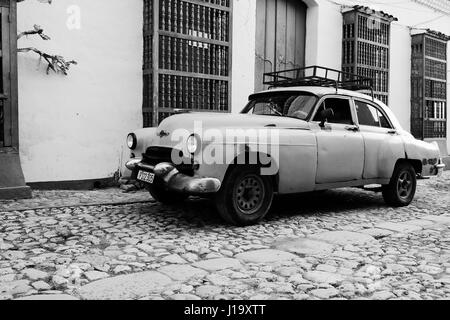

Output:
xmin=234 ymin=174 xmax=265 ymax=215
xmin=397 ymin=171 xmax=413 ymax=199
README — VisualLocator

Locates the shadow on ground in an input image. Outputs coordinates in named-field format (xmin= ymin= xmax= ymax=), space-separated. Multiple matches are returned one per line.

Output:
xmin=140 ymin=188 xmax=387 ymax=227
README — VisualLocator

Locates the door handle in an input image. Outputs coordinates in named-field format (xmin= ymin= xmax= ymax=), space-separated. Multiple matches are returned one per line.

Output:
xmin=345 ymin=125 xmax=359 ymax=132
xmin=387 ymin=130 xmax=397 ymax=135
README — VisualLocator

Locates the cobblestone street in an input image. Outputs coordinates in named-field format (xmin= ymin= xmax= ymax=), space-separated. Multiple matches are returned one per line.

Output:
xmin=0 ymin=172 xmax=449 ymax=300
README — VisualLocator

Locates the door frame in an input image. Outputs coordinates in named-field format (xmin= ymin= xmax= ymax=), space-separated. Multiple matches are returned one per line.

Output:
xmin=0 ymin=0 xmax=31 ymax=200
xmin=254 ymin=0 xmax=307 ymax=92
xmin=0 ymin=0 xmax=18 ymax=150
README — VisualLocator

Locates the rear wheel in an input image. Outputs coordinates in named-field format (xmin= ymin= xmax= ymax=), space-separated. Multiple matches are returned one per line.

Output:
xmin=215 ymin=166 xmax=274 ymax=226
xmin=147 ymin=178 xmax=187 ymax=204
xmin=382 ymin=162 xmax=417 ymax=207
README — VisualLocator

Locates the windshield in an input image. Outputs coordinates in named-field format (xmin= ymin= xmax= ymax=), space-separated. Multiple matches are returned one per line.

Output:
xmin=243 ymin=92 xmax=318 ymax=120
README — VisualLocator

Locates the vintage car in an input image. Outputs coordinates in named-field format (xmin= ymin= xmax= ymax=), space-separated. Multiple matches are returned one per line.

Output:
xmin=125 ymin=67 xmax=445 ymax=226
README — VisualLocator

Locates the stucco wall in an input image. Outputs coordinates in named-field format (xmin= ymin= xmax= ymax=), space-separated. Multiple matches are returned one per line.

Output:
xmin=304 ymin=0 xmax=342 ymax=69
xmin=17 ymin=0 xmax=143 ymax=182
xmin=389 ymin=23 xmax=412 ymax=132
xmin=231 ymin=0 xmax=257 ymax=113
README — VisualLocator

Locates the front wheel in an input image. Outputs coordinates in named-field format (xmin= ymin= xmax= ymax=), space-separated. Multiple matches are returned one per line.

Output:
xmin=382 ymin=162 xmax=417 ymax=207
xmin=215 ymin=166 xmax=274 ymax=226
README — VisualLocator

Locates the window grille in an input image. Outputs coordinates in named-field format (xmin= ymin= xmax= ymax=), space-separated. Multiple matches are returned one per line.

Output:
xmin=342 ymin=6 xmax=397 ymax=105
xmin=411 ymin=31 xmax=449 ymax=140
xmin=143 ymin=0 xmax=232 ymax=127
xmin=0 ymin=9 xmax=3 ymax=147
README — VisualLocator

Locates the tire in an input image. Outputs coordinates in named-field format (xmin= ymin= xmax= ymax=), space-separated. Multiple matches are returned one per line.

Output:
xmin=147 ymin=177 xmax=188 ymax=204
xmin=382 ymin=162 xmax=417 ymax=207
xmin=215 ymin=166 xmax=274 ymax=226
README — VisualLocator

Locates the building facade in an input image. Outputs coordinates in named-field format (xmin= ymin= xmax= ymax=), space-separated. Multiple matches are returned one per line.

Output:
xmin=0 ymin=0 xmax=448 ymax=195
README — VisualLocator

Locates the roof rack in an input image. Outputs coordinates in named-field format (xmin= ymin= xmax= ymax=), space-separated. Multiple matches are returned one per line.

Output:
xmin=263 ymin=65 xmax=374 ymax=97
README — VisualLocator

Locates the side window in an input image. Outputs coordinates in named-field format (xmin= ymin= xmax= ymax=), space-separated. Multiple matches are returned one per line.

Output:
xmin=378 ymin=112 xmax=391 ymax=129
xmin=355 ymin=101 xmax=380 ymax=127
xmin=313 ymin=98 xmax=353 ymax=125
xmin=355 ymin=100 xmax=392 ymax=129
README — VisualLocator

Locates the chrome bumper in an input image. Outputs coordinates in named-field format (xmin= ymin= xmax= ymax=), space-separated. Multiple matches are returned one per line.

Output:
xmin=126 ymin=159 xmax=221 ymax=195
xmin=125 ymin=158 xmax=142 ymax=170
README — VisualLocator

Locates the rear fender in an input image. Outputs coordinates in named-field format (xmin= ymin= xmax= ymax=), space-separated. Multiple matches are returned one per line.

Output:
xmin=402 ymin=134 xmax=441 ymax=176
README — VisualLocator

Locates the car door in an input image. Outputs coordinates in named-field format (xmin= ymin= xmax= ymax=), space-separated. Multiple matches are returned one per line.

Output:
xmin=311 ymin=96 xmax=364 ymax=184
xmin=353 ymin=98 xmax=405 ymax=179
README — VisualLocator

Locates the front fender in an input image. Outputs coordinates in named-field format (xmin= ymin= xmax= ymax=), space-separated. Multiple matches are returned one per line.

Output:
xmin=131 ymin=127 xmax=158 ymax=157
xmin=194 ymin=142 xmax=281 ymax=184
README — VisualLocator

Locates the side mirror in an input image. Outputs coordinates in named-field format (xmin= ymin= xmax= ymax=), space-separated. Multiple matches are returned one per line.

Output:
xmin=320 ymin=108 xmax=334 ymax=127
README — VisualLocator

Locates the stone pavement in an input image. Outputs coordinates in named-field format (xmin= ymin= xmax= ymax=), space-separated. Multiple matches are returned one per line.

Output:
xmin=0 ymin=172 xmax=449 ymax=300
xmin=0 ymin=189 xmax=152 ymax=212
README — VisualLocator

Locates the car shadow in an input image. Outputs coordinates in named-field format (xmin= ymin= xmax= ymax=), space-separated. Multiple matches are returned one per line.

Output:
xmin=147 ymin=188 xmax=388 ymax=227
xmin=269 ymin=188 xmax=387 ymax=219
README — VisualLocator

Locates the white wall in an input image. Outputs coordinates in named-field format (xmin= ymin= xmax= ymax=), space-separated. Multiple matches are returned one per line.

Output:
xmin=304 ymin=0 xmax=342 ymax=69
xmin=389 ymin=24 xmax=411 ymax=132
xmin=231 ymin=0 xmax=256 ymax=113
xmin=17 ymin=0 xmax=143 ymax=182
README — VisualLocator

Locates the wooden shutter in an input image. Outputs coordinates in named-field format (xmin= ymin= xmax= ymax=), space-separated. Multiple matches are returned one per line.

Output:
xmin=255 ymin=0 xmax=306 ymax=92
xmin=143 ymin=0 xmax=233 ymax=127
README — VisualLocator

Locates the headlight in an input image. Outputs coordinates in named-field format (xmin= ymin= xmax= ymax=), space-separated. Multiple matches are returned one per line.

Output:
xmin=186 ymin=134 xmax=200 ymax=154
xmin=127 ymin=133 xmax=137 ymax=150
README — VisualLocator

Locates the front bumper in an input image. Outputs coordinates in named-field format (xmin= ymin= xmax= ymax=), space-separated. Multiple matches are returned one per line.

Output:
xmin=126 ymin=159 xmax=221 ymax=195
xmin=435 ymin=161 xmax=445 ymax=177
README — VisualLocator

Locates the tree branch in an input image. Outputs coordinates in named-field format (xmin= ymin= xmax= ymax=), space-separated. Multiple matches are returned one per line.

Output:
xmin=17 ymin=0 xmax=77 ymax=76
xmin=18 ymin=47 xmax=77 ymax=75
xmin=18 ymin=24 xmax=51 ymax=40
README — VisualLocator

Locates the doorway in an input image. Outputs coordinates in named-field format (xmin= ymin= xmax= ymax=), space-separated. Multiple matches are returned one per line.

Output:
xmin=0 ymin=0 xmax=31 ymax=200
xmin=255 ymin=0 xmax=307 ymax=92
xmin=0 ymin=5 xmax=12 ymax=148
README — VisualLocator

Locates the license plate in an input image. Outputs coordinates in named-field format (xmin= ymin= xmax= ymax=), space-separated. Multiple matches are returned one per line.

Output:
xmin=137 ymin=170 xmax=155 ymax=184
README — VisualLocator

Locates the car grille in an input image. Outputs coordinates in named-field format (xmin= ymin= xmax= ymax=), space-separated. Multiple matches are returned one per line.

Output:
xmin=142 ymin=147 xmax=195 ymax=175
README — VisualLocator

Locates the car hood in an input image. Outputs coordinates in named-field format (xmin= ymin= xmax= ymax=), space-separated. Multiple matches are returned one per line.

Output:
xmin=157 ymin=112 xmax=309 ymax=132
xmin=150 ymin=112 xmax=310 ymax=149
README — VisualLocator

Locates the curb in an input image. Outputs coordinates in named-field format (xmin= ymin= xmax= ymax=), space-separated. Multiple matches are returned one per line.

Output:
xmin=0 ymin=199 xmax=156 ymax=213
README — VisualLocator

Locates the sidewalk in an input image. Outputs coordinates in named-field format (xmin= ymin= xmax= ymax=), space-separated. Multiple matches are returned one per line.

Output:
xmin=0 ymin=188 xmax=152 ymax=212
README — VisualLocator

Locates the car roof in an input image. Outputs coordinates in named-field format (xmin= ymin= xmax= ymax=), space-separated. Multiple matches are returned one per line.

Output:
xmin=251 ymin=86 xmax=403 ymax=130
xmin=255 ymin=86 xmax=375 ymax=100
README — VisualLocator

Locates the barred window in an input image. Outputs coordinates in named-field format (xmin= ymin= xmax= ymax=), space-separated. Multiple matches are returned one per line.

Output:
xmin=411 ymin=31 xmax=448 ymax=140
xmin=342 ymin=7 xmax=397 ymax=105
xmin=143 ymin=0 xmax=232 ymax=127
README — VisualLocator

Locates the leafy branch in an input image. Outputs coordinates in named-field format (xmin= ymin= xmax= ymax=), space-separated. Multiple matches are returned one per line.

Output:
xmin=17 ymin=0 xmax=77 ymax=75
xmin=17 ymin=24 xmax=51 ymax=41
xmin=17 ymin=47 xmax=77 ymax=75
